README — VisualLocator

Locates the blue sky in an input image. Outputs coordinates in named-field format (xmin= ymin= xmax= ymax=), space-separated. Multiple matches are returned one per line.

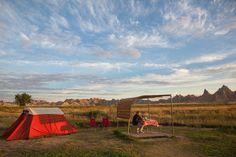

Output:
xmin=0 ymin=0 xmax=236 ymax=101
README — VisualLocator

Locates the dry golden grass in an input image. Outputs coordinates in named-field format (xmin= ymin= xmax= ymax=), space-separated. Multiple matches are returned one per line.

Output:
xmin=1 ymin=103 xmax=235 ymax=128
xmin=59 ymin=103 xmax=236 ymax=128
xmin=0 ymin=103 xmax=235 ymax=157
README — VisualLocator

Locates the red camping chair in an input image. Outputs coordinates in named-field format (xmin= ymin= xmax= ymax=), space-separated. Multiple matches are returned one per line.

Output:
xmin=102 ymin=117 xmax=110 ymax=127
xmin=90 ymin=117 xmax=97 ymax=127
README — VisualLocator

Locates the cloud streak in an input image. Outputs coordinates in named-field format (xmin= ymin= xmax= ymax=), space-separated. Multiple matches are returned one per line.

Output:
xmin=71 ymin=61 xmax=136 ymax=71
xmin=109 ymin=31 xmax=171 ymax=49
xmin=0 ymin=0 xmax=236 ymax=101
xmin=185 ymin=48 xmax=236 ymax=65
xmin=161 ymin=0 xmax=211 ymax=37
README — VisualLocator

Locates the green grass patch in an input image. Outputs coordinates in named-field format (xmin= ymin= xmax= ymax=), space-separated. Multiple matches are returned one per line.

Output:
xmin=186 ymin=128 xmax=236 ymax=157
xmin=217 ymin=126 xmax=236 ymax=134
xmin=201 ymin=139 xmax=236 ymax=157
xmin=113 ymin=130 xmax=134 ymax=142
xmin=20 ymin=147 xmax=139 ymax=157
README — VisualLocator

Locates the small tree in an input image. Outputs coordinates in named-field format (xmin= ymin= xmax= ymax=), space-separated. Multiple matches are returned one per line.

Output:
xmin=15 ymin=93 xmax=32 ymax=106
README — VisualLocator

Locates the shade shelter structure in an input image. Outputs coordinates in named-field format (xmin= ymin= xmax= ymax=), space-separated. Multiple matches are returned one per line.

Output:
xmin=116 ymin=94 xmax=174 ymax=137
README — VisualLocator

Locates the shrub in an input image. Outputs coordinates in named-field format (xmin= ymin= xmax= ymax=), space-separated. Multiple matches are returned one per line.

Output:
xmin=15 ymin=93 xmax=32 ymax=106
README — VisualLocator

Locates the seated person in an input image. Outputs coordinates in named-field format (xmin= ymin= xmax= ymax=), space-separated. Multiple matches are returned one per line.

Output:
xmin=132 ymin=111 xmax=144 ymax=134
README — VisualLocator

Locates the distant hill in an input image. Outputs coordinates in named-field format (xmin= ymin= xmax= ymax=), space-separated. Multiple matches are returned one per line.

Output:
xmin=1 ymin=85 xmax=235 ymax=106
xmin=27 ymin=98 xmax=118 ymax=106
xmin=169 ymin=85 xmax=236 ymax=103
xmin=126 ymin=85 xmax=236 ymax=104
xmin=198 ymin=89 xmax=213 ymax=102
xmin=212 ymin=85 xmax=236 ymax=102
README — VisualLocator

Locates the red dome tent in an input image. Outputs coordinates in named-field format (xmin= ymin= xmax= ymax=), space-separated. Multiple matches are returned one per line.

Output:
xmin=2 ymin=108 xmax=78 ymax=141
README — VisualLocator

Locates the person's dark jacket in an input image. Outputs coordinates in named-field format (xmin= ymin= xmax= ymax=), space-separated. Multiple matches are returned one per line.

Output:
xmin=132 ymin=114 xmax=142 ymax=125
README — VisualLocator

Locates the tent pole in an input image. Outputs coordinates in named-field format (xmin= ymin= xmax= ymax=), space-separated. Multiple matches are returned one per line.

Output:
xmin=171 ymin=95 xmax=174 ymax=137
xmin=117 ymin=118 xmax=119 ymax=128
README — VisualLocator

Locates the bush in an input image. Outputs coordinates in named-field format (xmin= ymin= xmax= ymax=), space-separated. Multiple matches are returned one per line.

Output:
xmin=15 ymin=93 xmax=32 ymax=106
xmin=86 ymin=110 xmax=106 ymax=118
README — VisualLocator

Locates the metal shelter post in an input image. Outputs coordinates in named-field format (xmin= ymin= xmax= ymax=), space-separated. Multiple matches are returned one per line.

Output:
xmin=116 ymin=101 xmax=119 ymax=128
xmin=148 ymin=98 xmax=150 ymax=119
xmin=147 ymin=98 xmax=150 ymax=132
xmin=128 ymin=118 xmax=130 ymax=134
xmin=170 ymin=95 xmax=174 ymax=137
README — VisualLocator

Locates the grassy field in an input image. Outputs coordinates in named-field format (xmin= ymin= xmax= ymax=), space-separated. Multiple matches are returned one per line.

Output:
xmin=0 ymin=103 xmax=236 ymax=157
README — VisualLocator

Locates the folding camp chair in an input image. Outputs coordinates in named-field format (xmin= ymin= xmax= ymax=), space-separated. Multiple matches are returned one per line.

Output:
xmin=90 ymin=117 xmax=97 ymax=127
xmin=102 ymin=117 xmax=110 ymax=127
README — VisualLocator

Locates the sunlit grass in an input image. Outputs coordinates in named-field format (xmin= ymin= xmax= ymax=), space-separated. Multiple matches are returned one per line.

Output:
xmin=0 ymin=103 xmax=236 ymax=157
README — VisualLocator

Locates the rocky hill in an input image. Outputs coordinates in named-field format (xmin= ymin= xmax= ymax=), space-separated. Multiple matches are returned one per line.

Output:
xmin=169 ymin=85 xmax=236 ymax=103
xmin=198 ymin=89 xmax=213 ymax=102
xmin=29 ymin=98 xmax=108 ymax=106
xmin=29 ymin=85 xmax=236 ymax=105
xmin=1 ymin=85 xmax=235 ymax=106
xmin=212 ymin=85 xmax=236 ymax=102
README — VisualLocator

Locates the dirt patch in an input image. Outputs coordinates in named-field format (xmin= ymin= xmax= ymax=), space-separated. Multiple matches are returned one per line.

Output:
xmin=0 ymin=133 xmax=78 ymax=157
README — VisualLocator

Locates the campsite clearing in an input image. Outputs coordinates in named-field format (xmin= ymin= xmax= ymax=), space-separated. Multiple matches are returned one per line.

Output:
xmin=0 ymin=103 xmax=236 ymax=157
xmin=0 ymin=126 xmax=235 ymax=157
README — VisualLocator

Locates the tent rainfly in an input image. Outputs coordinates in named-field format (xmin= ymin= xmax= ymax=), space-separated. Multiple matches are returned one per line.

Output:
xmin=2 ymin=108 xmax=78 ymax=141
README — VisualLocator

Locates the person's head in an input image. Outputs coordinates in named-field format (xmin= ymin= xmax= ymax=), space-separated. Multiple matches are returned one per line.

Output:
xmin=144 ymin=112 xmax=148 ymax=117
xmin=136 ymin=111 xmax=140 ymax=115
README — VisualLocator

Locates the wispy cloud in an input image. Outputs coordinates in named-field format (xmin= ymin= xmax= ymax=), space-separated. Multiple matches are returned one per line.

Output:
xmin=143 ymin=63 xmax=180 ymax=69
xmin=123 ymin=68 xmax=208 ymax=85
xmin=212 ymin=0 xmax=236 ymax=36
xmin=161 ymin=0 xmax=211 ymax=37
xmin=78 ymin=45 xmax=140 ymax=59
xmin=203 ymin=62 xmax=236 ymax=74
xmin=161 ymin=0 xmax=236 ymax=37
xmin=185 ymin=53 xmax=227 ymax=64
xmin=0 ymin=72 xmax=100 ymax=90
xmin=0 ymin=0 xmax=81 ymax=55
xmin=68 ymin=0 xmax=121 ymax=33
xmin=50 ymin=13 xmax=70 ymax=30
xmin=20 ymin=29 xmax=81 ymax=54
xmin=115 ymin=47 xmax=141 ymax=59
xmin=214 ymin=21 xmax=236 ymax=36
xmin=128 ymin=0 xmax=156 ymax=17
xmin=71 ymin=61 xmax=136 ymax=71
xmin=0 ymin=0 xmax=236 ymax=101
xmin=0 ymin=50 xmax=9 ymax=56
xmin=214 ymin=29 xmax=230 ymax=36
xmin=0 ymin=49 xmax=15 ymax=57
xmin=0 ymin=59 xmax=136 ymax=72
xmin=107 ymin=30 xmax=172 ymax=58
xmin=185 ymin=48 xmax=236 ymax=65
xmin=109 ymin=31 xmax=171 ymax=49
